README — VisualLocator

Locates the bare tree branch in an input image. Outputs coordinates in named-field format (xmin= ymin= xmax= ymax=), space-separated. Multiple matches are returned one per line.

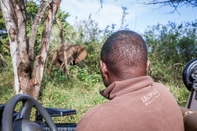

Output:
xmin=28 ymin=0 xmax=52 ymax=62
xmin=0 ymin=54 xmax=7 ymax=66
xmin=143 ymin=0 xmax=197 ymax=9
xmin=55 ymin=16 xmax=65 ymax=45
xmin=14 ymin=0 xmax=29 ymax=66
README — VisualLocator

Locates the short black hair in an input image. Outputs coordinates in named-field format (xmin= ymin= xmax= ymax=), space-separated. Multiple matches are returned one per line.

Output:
xmin=101 ymin=30 xmax=147 ymax=77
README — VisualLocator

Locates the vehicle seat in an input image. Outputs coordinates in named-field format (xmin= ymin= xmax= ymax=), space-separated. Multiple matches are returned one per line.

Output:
xmin=180 ymin=106 xmax=197 ymax=131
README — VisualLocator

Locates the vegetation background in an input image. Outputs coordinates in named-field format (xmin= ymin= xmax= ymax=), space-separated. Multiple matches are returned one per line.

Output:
xmin=0 ymin=0 xmax=197 ymax=123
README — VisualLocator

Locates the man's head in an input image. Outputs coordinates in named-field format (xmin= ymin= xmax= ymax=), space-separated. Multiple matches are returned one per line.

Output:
xmin=100 ymin=30 xmax=149 ymax=87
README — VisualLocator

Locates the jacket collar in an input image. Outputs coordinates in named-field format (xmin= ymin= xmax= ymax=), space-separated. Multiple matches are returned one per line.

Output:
xmin=100 ymin=76 xmax=153 ymax=100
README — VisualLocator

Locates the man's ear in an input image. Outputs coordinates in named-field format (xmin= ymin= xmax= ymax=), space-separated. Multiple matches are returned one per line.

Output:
xmin=146 ymin=60 xmax=150 ymax=72
xmin=100 ymin=60 xmax=108 ymax=78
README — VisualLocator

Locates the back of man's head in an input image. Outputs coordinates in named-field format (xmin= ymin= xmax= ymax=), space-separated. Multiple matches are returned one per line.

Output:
xmin=101 ymin=30 xmax=148 ymax=79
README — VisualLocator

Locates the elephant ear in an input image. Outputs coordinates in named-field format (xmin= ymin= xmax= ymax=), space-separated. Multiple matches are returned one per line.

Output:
xmin=75 ymin=45 xmax=87 ymax=63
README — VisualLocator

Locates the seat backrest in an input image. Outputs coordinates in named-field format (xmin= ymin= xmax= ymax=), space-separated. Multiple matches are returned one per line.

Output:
xmin=180 ymin=106 xmax=197 ymax=131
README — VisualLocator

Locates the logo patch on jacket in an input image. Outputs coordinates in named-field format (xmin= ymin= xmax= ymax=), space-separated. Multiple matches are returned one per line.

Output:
xmin=141 ymin=88 xmax=161 ymax=106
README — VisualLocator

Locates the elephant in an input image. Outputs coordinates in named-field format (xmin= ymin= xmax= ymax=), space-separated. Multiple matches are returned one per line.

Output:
xmin=49 ymin=44 xmax=87 ymax=79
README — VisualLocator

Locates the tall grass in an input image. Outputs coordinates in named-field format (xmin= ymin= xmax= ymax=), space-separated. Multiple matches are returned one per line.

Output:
xmin=0 ymin=65 xmax=190 ymax=123
xmin=40 ymin=68 xmax=106 ymax=123
xmin=0 ymin=65 xmax=15 ymax=102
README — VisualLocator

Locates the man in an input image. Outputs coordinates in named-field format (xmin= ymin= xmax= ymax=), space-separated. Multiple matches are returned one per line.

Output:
xmin=76 ymin=30 xmax=184 ymax=131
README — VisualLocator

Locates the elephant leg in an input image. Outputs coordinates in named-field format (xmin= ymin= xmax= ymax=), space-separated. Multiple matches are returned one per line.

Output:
xmin=55 ymin=60 xmax=62 ymax=69
xmin=67 ymin=56 xmax=74 ymax=65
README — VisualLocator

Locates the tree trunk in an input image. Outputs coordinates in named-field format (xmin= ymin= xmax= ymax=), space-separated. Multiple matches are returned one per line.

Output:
xmin=25 ymin=0 xmax=61 ymax=99
xmin=0 ymin=0 xmax=61 ymax=99
xmin=1 ymin=0 xmax=23 ymax=94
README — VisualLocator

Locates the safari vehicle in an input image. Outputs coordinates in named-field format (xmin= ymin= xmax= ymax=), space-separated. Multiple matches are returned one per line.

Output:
xmin=0 ymin=58 xmax=197 ymax=131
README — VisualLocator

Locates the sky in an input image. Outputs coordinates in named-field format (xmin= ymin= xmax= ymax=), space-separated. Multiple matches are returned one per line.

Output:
xmin=60 ymin=0 xmax=197 ymax=33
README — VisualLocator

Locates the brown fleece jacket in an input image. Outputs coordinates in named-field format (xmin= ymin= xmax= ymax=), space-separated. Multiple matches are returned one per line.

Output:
xmin=76 ymin=76 xmax=184 ymax=131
